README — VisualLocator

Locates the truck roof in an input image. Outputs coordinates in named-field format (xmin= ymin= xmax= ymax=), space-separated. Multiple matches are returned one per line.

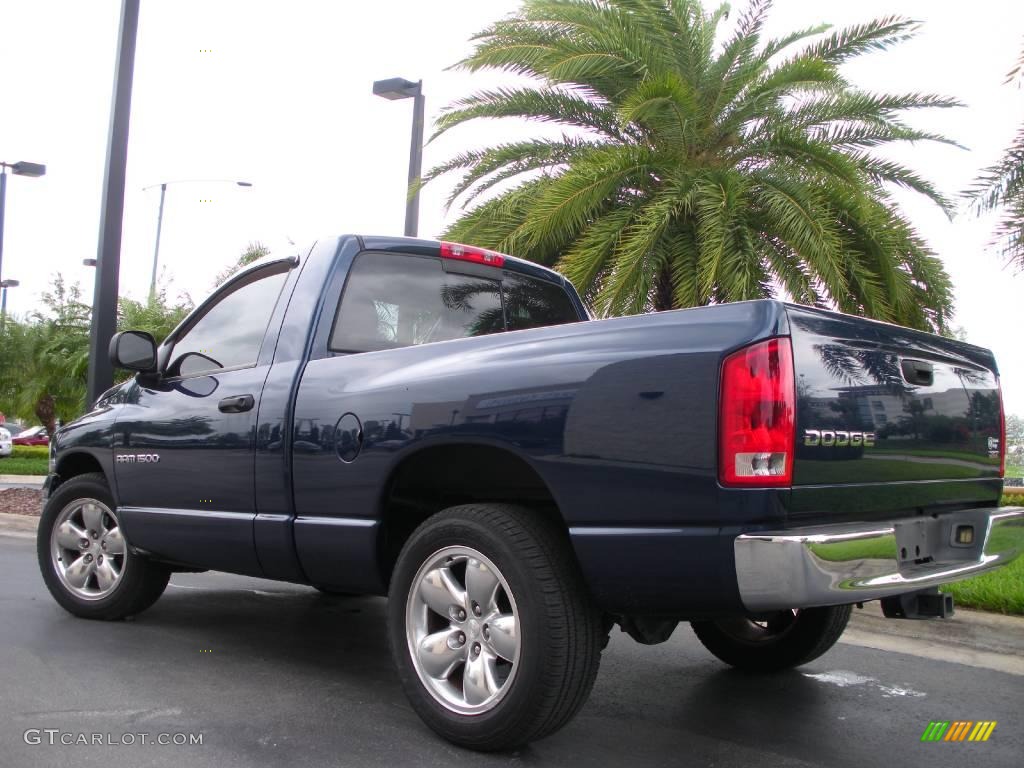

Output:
xmin=356 ymin=234 xmax=569 ymax=288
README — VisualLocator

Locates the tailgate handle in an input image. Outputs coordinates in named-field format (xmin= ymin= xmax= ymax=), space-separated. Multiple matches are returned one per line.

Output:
xmin=900 ymin=359 xmax=934 ymax=386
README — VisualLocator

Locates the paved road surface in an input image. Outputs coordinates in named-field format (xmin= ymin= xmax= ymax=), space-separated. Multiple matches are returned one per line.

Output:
xmin=0 ymin=535 xmax=1019 ymax=767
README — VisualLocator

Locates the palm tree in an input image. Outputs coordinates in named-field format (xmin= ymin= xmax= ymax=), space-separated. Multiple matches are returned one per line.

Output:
xmin=428 ymin=0 xmax=957 ymax=332
xmin=964 ymin=44 xmax=1024 ymax=270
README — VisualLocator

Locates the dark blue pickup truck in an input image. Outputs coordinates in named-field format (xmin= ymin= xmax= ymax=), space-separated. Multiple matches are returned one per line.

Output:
xmin=38 ymin=235 xmax=1021 ymax=750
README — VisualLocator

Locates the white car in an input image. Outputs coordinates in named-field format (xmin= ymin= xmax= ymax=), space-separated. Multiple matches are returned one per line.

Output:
xmin=0 ymin=427 xmax=12 ymax=458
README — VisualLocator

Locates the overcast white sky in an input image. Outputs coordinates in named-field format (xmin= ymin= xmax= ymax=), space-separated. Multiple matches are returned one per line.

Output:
xmin=1 ymin=1 xmax=1022 ymax=413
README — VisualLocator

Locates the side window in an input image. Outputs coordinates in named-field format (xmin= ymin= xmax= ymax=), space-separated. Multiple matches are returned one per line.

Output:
xmin=169 ymin=267 xmax=289 ymax=377
xmin=502 ymin=272 xmax=581 ymax=331
xmin=330 ymin=252 xmax=503 ymax=353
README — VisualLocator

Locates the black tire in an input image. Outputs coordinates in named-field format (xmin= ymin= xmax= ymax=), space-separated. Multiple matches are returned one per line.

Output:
xmin=690 ymin=605 xmax=852 ymax=672
xmin=37 ymin=472 xmax=170 ymax=621
xmin=387 ymin=503 xmax=605 ymax=751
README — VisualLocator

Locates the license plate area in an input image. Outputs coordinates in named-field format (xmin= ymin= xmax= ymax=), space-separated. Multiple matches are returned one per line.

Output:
xmin=894 ymin=511 xmax=989 ymax=568
xmin=895 ymin=519 xmax=936 ymax=565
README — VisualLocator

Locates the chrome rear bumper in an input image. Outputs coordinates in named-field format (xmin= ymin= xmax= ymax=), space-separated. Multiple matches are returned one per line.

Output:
xmin=734 ymin=507 xmax=1023 ymax=612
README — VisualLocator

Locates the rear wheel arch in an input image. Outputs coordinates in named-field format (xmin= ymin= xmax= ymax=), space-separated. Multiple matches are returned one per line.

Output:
xmin=375 ymin=441 xmax=570 ymax=589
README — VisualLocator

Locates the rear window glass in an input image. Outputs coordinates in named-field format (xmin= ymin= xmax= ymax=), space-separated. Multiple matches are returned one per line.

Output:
xmin=330 ymin=253 xmax=503 ymax=352
xmin=329 ymin=252 xmax=580 ymax=353
xmin=502 ymin=271 xmax=580 ymax=331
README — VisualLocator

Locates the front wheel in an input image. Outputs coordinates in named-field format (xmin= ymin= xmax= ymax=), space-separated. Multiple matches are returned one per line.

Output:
xmin=690 ymin=605 xmax=852 ymax=672
xmin=37 ymin=473 xmax=170 ymax=620
xmin=387 ymin=503 xmax=605 ymax=751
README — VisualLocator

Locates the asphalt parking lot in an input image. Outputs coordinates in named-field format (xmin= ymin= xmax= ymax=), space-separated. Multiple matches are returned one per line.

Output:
xmin=0 ymin=534 xmax=1020 ymax=768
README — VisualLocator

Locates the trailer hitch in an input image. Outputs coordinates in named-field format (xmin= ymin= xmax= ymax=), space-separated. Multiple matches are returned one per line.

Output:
xmin=881 ymin=587 xmax=954 ymax=619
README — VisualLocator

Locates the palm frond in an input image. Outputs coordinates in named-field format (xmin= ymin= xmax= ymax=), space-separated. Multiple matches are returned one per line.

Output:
xmin=556 ymin=205 xmax=637 ymax=298
xmin=852 ymin=154 xmax=955 ymax=216
xmin=430 ymin=87 xmax=624 ymax=141
xmin=774 ymin=92 xmax=962 ymax=143
xmin=962 ymin=44 xmax=1024 ymax=269
xmin=425 ymin=136 xmax=605 ymax=208
xmin=519 ymin=144 xmax=658 ymax=251
xmin=758 ymin=24 xmax=832 ymax=62
xmin=596 ymin=193 xmax=677 ymax=314
xmin=800 ymin=16 xmax=920 ymax=64
xmin=617 ymin=71 xmax=699 ymax=142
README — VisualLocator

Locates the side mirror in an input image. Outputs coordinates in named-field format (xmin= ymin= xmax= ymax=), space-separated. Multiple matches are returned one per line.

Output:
xmin=109 ymin=331 xmax=158 ymax=372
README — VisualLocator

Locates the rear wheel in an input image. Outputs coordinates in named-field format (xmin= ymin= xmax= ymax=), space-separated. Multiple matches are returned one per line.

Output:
xmin=690 ymin=605 xmax=852 ymax=672
xmin=387 ymin=503 xmax=605 ymax=751
xmin=38 ymin=473 xmax=170 ymax=620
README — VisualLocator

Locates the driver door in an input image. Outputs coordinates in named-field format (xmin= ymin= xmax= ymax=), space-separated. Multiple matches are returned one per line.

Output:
xmin=114 ymin=261 xmax=293 ymax=575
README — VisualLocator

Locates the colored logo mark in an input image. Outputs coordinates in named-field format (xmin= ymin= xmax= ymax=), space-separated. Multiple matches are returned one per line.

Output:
xmin=921 ymin=721 xmax=997 ymax=742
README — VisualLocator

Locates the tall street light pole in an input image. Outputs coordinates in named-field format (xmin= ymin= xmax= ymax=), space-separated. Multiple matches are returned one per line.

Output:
xmin=0 ymin=160 xmax=47 ymax=287
xmin=372 ymin=77 xmax=424 ymax=237
xmin=87 ymin=0 xmax=140 ymax=407
xmin=1 ymin=278 xmax=20 ymax=332
xmin=151 ymin=182 xmax=166 ymax=297
xmin=142 ymin=179 xmax=253 ymax=298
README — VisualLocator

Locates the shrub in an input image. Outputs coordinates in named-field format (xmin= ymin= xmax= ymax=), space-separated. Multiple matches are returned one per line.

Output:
xmin=13 ymin=445 xmax=49 ymax=459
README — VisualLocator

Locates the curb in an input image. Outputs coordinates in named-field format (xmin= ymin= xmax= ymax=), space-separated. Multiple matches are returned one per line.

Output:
xmin=849 ymin=602 xmax=1024 ymax=657
xmin=0 ymin=512 xmax=38 ymax=539
xmin=0 ymin=475 xmax=46 ymax=488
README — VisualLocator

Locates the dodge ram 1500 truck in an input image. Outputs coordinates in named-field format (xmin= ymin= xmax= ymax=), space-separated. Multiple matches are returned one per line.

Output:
xmin=38 ymin=235 xmax=1022 ymax=750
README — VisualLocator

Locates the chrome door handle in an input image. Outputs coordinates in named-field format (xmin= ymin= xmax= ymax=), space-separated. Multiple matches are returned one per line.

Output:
xmin=218 ymin=394 xmax=255 ymax=413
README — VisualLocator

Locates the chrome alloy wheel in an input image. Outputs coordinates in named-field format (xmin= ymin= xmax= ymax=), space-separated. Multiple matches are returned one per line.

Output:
xmin=405 ymin=546 xmax=521 ymax=715
xmin=50 ymin=498 xmax=127 ymax=601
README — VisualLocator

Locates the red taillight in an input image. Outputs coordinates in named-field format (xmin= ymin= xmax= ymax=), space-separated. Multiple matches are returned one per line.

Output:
xmin=998 ymin=380 xmax=1006 ymax=478
xmin=719 ymin=337 xmax=795 ymax=487
xmin=440 ymin=241 xmax=505 ymax=268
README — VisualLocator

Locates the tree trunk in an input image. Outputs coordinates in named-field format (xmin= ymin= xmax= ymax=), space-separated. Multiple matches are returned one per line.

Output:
xmin=35 ymin=394 xmax=56 ymax=436
xmin=653 ymin=263 xmax=673 ymax=312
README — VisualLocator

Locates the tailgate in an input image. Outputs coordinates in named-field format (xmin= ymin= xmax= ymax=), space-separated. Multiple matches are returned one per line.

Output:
xmin=786 ymin=305 xmax=1001 ymax=486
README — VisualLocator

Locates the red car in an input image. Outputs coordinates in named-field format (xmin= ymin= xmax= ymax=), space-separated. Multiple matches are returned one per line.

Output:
xmin=12 ymin=426 xmax=49 ymax=446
